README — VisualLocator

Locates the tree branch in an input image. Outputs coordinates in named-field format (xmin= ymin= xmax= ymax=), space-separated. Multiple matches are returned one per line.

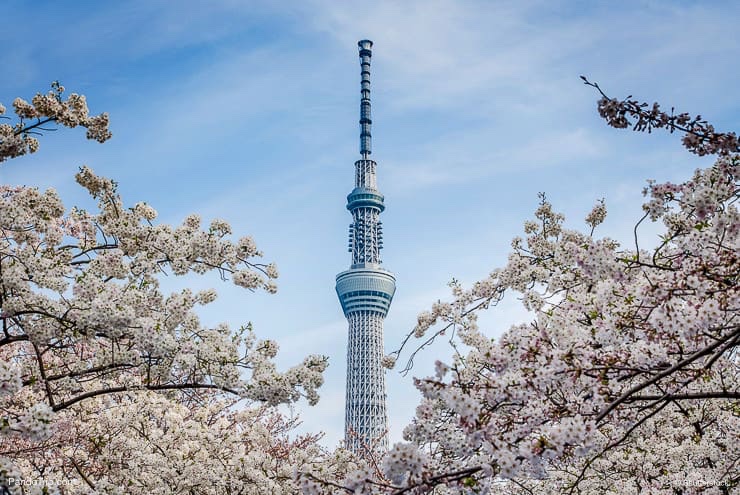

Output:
xmin=51 ymin=383 xmax=240 ymax=412
xmin=595 ymin=328 xmax=739 ymax=423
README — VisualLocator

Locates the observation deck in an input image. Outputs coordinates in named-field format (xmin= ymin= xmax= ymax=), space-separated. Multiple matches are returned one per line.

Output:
xmin=336 ymin=264 xmax=396 ymax=317
xmin=346 ymin=186 xmax=386 ymax=212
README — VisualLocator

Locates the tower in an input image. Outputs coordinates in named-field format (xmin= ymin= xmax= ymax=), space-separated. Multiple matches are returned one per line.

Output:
xmin=336 ymin=40 xmax=396 ymax=454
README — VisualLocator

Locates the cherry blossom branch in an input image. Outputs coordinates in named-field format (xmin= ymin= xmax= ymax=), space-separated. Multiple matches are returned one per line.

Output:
xmin=390 ymin=466 xmax=483 ymax=495
xmin=32 ymin=341 xmax=56 ymax=408
xmin=71 ymin=458 xmax=96 ymax=490
xmin=394 ymin=295 xmax=498 ymax=374
xmin=595 ymin=327 xmax=739 ymax=423
xmin=298 ymin=473 xmax=354 ymax=494
xmin=40 ymin=362 xmax=136 ymax=384
xmin=51 ymin=383 xmax=240 ymax=412
xmin=582 ymin=76 xmax=739 ymax=156
xmin=566 ymin=398 xmax=672 ymax=494
xmin=626 ymin=391 xmax=740 ymax=401
xmin=11 ymin=117 xmax=56 ymax=136
xmin=1 ymin=82 xmax=111 ymax=163
xmin=0 ymin=333 xmax=29 ymax=346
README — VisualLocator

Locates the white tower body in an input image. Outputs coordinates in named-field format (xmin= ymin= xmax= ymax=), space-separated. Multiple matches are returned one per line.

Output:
xmin=336 ymin=40 xmax=396 ymax=455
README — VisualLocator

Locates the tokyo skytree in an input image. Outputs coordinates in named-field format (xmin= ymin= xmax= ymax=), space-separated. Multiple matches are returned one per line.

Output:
xmin=335 ymin=39 xmax=396 ymax=454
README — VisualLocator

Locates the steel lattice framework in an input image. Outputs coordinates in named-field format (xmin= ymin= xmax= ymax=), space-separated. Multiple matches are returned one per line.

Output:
xmin=336 ymin=40 xmax=396 ymax=455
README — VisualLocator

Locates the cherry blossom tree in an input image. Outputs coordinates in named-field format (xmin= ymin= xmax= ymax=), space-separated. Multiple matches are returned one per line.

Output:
xmin=1 ymin=86 xmax=344 ymax=494
xmin=307 ymin=86 xmax=739 ymax=494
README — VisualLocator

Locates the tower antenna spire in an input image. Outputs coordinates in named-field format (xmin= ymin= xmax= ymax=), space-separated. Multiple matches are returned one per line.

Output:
xmin=358 ymin=39 xmax=373 ymax=159
xmin=336 ymin=40 xmax=396 ymax=455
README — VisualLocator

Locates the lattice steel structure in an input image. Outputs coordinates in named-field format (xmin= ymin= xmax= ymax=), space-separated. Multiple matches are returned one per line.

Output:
xmin=336 ymin=40 xmax=396 ymax=455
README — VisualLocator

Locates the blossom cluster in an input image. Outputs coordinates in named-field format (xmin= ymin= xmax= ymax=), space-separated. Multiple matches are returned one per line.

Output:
xmin=0 ymin=361 xmax=21 ymax=397
xmin=0 ymin=81 xmax=111 ymax=163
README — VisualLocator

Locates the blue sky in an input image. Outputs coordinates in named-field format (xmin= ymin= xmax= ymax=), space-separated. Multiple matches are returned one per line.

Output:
xmin=1 ymin=0 xmax=738 ymax=446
